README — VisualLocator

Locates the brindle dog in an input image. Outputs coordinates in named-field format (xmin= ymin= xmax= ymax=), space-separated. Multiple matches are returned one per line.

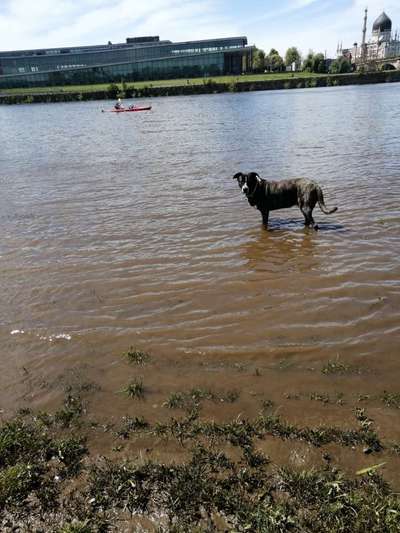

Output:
xmin=233 ymin=172 xmax=337 ymax=230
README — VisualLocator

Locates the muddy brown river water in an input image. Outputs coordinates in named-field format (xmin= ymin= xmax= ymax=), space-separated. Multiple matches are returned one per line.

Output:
xmin=0 ymin=84 xmax=400 ymax=483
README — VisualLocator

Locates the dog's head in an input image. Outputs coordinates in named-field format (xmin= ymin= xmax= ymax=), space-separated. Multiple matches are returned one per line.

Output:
xmin=233 ymin=172 xmax=262 ymax=198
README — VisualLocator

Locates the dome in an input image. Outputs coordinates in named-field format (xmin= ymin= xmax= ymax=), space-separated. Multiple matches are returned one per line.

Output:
xmin=372 ymin=12 xmax=392 ymax=32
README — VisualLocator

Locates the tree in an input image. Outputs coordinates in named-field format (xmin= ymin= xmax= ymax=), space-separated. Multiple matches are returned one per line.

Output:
xmin=285 ymin=47 xmax=301 ymax=70
xmin=265 ymin=49 xmax=284 ymax=72
xmin=252 ymin=48 xmax=265 ymax=73
xmin=302 ymin=51 xmax=326 ymax=73
xmin=312 ymin=53 xmax=327 ymax=73
xmin=329 ymin=56 xmax=352 ymax=74
xmin=302 ymin=51 xmax=314 ymax=72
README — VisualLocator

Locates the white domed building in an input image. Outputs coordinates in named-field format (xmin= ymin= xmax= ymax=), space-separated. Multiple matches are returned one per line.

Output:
xmin=340 ymin=10 xmax=400 ymax=66
xmin=364 ymin=11 xmax=400 ymax=59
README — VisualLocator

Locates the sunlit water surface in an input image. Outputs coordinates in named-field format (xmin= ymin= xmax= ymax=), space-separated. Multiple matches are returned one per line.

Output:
xmin=0 ymin=84 xmax=399 ymax=407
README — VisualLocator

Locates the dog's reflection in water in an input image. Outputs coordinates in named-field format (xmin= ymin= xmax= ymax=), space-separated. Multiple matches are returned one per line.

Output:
xmin=241 ymin=226 xmax=319 ymax=275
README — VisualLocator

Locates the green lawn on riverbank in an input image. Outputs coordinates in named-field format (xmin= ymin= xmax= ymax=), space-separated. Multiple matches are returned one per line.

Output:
xmin=1 ymin=71 xmax=329 ymax=95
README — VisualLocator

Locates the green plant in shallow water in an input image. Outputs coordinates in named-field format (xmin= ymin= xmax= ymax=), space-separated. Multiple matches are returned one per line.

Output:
xmin=121 ymin=378 xmax=145 ymax=399
xmin=164 ymin=388 xmax=240 ymax=412
xmin=122 ymin=347 xmax=150 ymax=365
xmin=322 ymin=358 xmax=362 ymax=375
xmin=115 ymin=416 xmax=149 ymax=439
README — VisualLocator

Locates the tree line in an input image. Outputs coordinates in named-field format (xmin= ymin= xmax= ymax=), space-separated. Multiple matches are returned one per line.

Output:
xmin=252 ymin=47 xmax=352 ymax=74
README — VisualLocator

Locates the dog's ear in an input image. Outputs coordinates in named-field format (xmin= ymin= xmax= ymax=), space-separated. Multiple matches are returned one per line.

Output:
xmin=233 ymin=172 xmax=243 ymax=180
xmin=248 ymin=172 xmax=262 ymax=184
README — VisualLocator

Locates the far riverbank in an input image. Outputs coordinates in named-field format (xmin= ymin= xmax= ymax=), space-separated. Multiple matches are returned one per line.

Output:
xmin=1 ymin=69 xmax=399 ymax=104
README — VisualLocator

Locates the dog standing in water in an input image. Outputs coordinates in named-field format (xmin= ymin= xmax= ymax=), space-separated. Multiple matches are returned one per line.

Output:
xmin=233 ymin=172 xmax=337 ymax=230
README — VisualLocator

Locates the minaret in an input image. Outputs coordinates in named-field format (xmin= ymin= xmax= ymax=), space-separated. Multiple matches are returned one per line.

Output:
xmin=361 ymin=7 xmax=368 ymax=60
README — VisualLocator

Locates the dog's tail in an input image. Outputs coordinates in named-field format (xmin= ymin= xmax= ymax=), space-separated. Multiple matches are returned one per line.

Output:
xmin=317 ymin=186 xmax=338 ymax=215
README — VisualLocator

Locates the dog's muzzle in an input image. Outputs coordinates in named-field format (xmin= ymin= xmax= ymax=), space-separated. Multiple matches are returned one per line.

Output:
xmin=242 ymin=185 xmax=249 ymax=195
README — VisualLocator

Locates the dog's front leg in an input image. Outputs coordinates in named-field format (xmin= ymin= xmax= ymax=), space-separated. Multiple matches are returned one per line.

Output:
xmin=261 ymin=210 xmax=269 ymax=227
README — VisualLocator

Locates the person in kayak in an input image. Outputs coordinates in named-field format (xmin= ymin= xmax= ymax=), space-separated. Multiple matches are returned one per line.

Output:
xmin=114 ymin=98 xmax=123 ymax=110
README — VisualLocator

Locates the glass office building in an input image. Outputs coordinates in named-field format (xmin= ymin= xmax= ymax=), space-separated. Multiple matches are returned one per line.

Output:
xmin=0 ymin=36 xmax=253 ymax=89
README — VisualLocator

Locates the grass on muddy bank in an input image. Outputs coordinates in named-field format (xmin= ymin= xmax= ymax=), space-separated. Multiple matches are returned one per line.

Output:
xmin=1 ymin=399 xmax=400 ymax=530
xmin=2 ymin=349 xmax=400 ymax=531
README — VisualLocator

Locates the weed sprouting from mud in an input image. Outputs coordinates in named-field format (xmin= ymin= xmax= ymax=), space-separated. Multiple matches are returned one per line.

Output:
xmin=59 ymin=521 xmax=93 ymax=533
xmin=115 ymin=416 xmax=149 ymax=439
xmin=322 ymin=358 xmax=362 ymax=375
xmin=164 ymin=388 xmax=239 ymax=413
xmin=123 ymin=347 xmax=150 ymax=365
xmin=380 ymin=391 xmax=400 ymax=409
xmin=121 ymin=379 xmax=145 ymax=399
xmin=261 ymin=399 xmax=275 ymax=412
xmin=54 ymin=394 xmax=84 ymax=428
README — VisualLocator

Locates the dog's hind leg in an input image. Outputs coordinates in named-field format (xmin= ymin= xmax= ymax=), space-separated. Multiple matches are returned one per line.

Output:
xmin=299 ymin=190 xmax=318 ymax=230
xmin=300 ymin=207 xmax=318 ymax=230
xmin=261 ymin=210 xmax=269 ymax=227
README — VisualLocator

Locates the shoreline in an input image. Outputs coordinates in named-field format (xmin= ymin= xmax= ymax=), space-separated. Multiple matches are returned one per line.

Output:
xmin=1 ymin=70 xmax=400 ymax=105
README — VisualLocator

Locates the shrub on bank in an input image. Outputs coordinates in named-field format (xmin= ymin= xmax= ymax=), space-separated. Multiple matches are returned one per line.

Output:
xmin=106 ymin=83 xmax=119 ymax=99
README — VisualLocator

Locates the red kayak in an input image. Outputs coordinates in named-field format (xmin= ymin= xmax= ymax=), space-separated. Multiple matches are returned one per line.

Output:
xmin=103 ymin=106 xmax=152 ymax=113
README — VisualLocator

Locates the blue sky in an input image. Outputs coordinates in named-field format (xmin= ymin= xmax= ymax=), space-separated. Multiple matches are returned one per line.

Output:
xmin=1 ymin=0 xmax=400 ymax=58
